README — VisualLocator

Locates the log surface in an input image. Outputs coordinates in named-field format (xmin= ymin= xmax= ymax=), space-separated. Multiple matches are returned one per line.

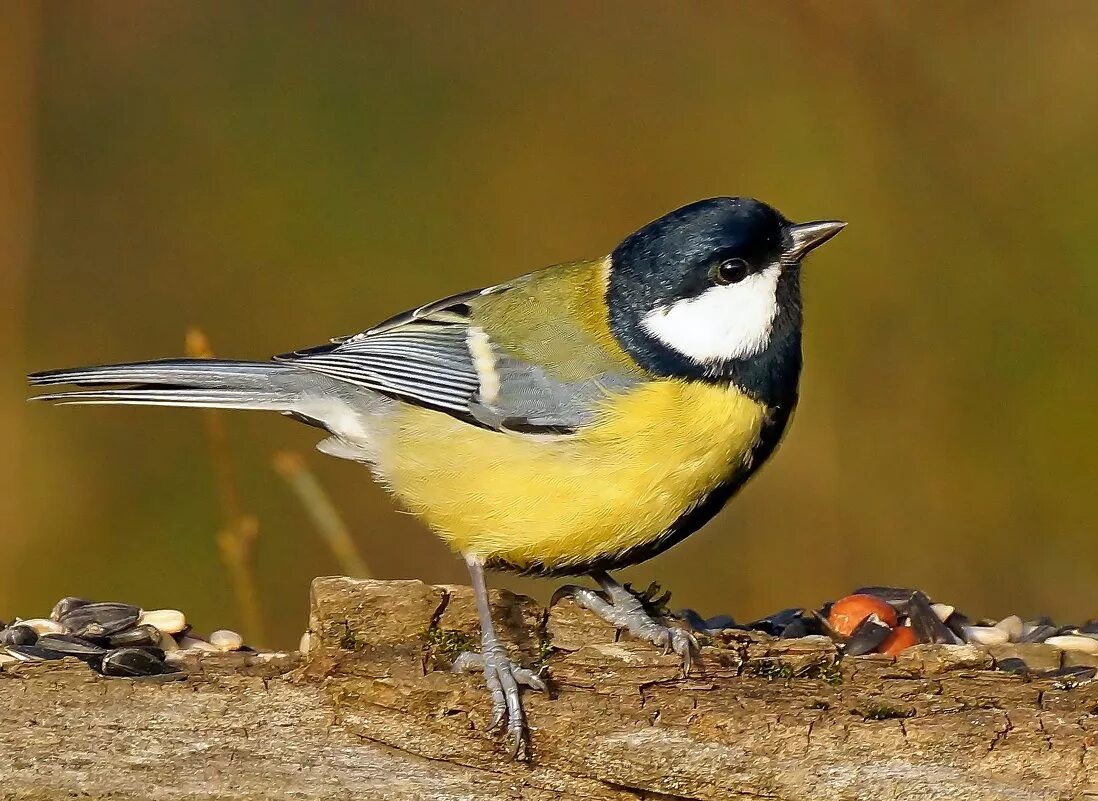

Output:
xmin=1 ymin=577 xmax=1096 ymax=800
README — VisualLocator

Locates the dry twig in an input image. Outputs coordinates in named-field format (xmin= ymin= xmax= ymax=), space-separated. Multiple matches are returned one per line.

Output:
xmin=184 ymin=327 xmax=265 ymax=645
xmin=273 ymin=451 xmax=371 ymax=578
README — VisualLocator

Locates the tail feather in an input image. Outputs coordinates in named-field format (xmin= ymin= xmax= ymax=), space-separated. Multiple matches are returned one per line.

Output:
xmin=28 ymin=357 xmax=385 ymax=465
xmin=28 ymin=359 xmax=310 ymax=411
xmin=31 ymin=389 xmax=292 ymax=409
xmin=29 ymin=359 xmax=286 ymax=389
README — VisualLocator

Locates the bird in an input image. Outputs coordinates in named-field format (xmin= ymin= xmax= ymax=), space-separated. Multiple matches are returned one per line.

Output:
xmin=29 ymin=197 xmax=844 ymax=758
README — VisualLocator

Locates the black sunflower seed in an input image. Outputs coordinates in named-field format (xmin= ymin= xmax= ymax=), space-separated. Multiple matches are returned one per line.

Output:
xmin=749 ymin=608 xmax=802 ymax=636
xmin=907 ymin=591 xmax=960 ymax=644
xmin=50 ymin=597 xmax=94 ymax=622
xmin=843 ymin=614 xmax=893 ymax=656
xmin=995 ymin=657 xmax=1029 ymax=675
xmin=107 ymin=624 xmax=162 ymax=648
xmin=944 ymin=611 xmax=971 ymax=642
xmin=780 ymin=617 xmax=812 ymax=639
xmin=1018 ymin=624 xmax=1057 ymax=644
xmin=703 ymin=614 xmax=737 ymax=632
xmin=852 ymin=586 xmax=918 ymax=614
xmin=5 ymin=644 xmax=66 ymax=662
xmin=99 ymin=647 xmax=179 ymax=679
xmin=1050 ymin=665 xmax=1097 ymax=682
xmin=35 ymin=634 xmax=107 ymax=663
xmin=60 ymin=603 xmax=140 ymax=639
xmin=0 ymin=624 xmax=39 ymax=647
xmin=801 ymin=609 xmax=844 ymax=642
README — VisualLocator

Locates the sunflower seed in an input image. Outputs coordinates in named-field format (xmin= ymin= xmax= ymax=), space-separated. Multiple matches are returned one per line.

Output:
xmin=60 ymin=603 xmax=140 ymax=638
xmin=908 ymin=591 xmax=960 ymax=644
xmin=963 ymin=626 xmax=1011 ymax=646
xmin=299 ymin=631 xmax=314 ymax=653
xmin=844 ymin=614 xmax=892 ymax=656
xmin=1045 ymin=635 xmax=1098 ymax=654
xmin=989 ymin=642 xmax=1063 ymax=673
xmin=1019 ymin=624 xmax=1057 ymax=644
xmin=0 ymin=624 xmax=39 ymax=647
xmin=99 ymin=647 xmax=180 ymax=678
xmin=852 ymin=586 xmax=917 ymax=614
xmin=208 ymin=629 xmax=244 ymax=652
xmin=779 ymin=617 xmax=813 ymax=639
xmin=136 ymin=609 xmax=186 ymax=635
xmin=944 ymin=611 xmax=971 ymax=641
xmin=50 ymin=597 xmax=93 ymax=622
xmin=793 ymin=609 xmax=842 ymax=643
xmin=178 ymin=636 xmax=219 ymax=653
xmin=35 ymin=634 xmax=107 ymax=663
xmin=995 ymin=657 xmax=1029 ymax=675
xmin=4 ymin=645 xmax=65 ymax=662
xmin=18 ymin=618 xmax=66 ymax=636
xmin=107 ymin=624 xmax=162 ymax=648
xmin=994 ymin=615 xmax=1024 ymax=642
xmin=749 ymin=608 xmax=803 ymax=636
xmin=1051 ymin=665 xmax=1097 ymax=682
xmin=703 ymin=614 xmax=737 ymax=632
xmin=930 ymin=604 xmax=955 ymax=622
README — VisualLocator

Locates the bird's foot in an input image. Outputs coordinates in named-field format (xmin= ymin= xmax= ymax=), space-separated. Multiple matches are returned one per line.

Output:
xmin=552 ymin=577 xmax=698 ymax=675
xmin=452 ymin=639 xmax=547 ymax=760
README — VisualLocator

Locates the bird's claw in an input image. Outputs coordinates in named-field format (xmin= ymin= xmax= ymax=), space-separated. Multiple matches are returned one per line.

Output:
xmin=670 ymin=627 xmax=698 ymax=676
xmin=550 ymin=583 xmax=610 ymax=608
xmin=553 ymin=579 xmax=699 ymax=675
xmin=452 ymin=645 xmax=547 ymax=760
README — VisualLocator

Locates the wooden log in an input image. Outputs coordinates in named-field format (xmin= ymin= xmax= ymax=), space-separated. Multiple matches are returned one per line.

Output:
xmin=1 ymin=576 xmax=1096 ymax=800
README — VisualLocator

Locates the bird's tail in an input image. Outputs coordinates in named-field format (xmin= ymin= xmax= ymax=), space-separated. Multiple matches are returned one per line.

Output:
xmin=28 ymin=359 xmax=315 ymax=410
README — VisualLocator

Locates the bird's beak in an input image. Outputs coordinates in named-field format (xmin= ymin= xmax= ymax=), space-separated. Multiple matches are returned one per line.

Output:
xmin=785 ymin=220 xmax=846 ymax=261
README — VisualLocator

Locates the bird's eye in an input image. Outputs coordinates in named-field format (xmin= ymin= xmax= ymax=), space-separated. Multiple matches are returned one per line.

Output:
xmin=713 ymin=258 xmax=750 ymax=285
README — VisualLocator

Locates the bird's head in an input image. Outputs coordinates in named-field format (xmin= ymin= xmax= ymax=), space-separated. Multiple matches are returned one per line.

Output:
xmin=607 ymin=197 xmax=844 ymax=385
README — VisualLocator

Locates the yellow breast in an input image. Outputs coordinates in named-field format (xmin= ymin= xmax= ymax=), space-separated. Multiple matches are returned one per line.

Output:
xmin=375 ymin=380 xmax=768 ymax=572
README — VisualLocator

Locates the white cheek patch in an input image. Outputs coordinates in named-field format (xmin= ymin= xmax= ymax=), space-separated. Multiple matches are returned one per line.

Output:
xmin=640 ymin=265 xmax=781 ymax=363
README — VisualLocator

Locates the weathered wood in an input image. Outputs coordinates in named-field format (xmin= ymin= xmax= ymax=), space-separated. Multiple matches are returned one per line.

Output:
xmin=1 ymin=576 xmax=1096 ymax=800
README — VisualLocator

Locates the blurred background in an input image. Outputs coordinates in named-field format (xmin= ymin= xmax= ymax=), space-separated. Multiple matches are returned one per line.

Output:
xmin=2 ymin=2 xmax=1096 ymax=648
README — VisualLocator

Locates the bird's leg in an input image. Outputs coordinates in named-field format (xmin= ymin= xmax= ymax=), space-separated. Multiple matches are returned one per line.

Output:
xmin=450 ymin=554 xmax=547 ymax=760
xmin=552 ymin=571 xmax=697 ymax=674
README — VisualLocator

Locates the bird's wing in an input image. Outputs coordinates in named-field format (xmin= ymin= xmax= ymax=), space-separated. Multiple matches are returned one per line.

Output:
xmin=276 ymin=259 xmax=647 ymax=434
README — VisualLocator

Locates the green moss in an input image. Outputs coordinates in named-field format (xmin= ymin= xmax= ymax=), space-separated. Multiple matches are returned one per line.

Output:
xmin=747 ymin=659 xmax=795 ymax=680
xmin=338 ymin=623 xmax=359 ymax=651
xmin=423 ymin=626 xmax=476 ymax=667
xmin=808 ymin=663 xmax=844 ymax=686
xmin=858 ymin=703 xmax=913 ymax=721
xmin=533 ymin=623 xmax=555 ymax=671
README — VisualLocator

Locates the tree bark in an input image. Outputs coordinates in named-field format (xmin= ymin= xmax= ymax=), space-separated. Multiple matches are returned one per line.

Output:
xmin=1 ymin=577 xmax=1095 ymax=800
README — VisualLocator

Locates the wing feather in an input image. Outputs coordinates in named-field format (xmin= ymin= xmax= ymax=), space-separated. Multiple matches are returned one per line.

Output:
xmin=278 ymin=292 xmax=487 ymax=417
xmin=278 ymin=266 xmax=643 ymax=433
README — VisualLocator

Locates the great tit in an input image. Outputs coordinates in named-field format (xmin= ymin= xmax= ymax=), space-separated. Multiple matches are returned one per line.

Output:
xmin=29 ymin=197 xmax=844 ymax=757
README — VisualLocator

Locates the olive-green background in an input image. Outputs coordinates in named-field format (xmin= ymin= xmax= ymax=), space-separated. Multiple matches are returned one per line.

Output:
xmin=3 ymin=3 xmax=1095 ymax=647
